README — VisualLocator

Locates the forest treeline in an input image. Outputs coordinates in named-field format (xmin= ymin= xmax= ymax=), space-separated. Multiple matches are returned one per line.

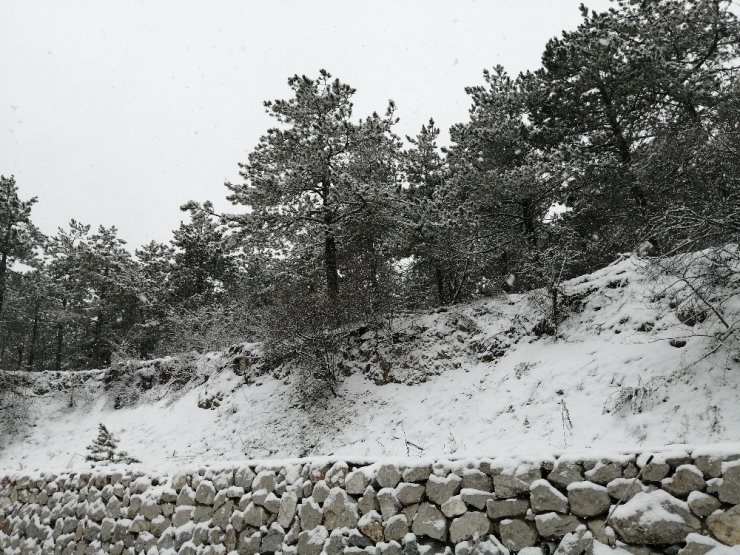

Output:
xmin=1 ymin=0 xmax=739 ymax=371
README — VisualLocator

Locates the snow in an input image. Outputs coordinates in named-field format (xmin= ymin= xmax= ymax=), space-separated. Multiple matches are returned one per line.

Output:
xmin=707 ymin=548 xmax=740 ymax=555
xmin=675 ymin=464 xmax=703 ymax=478
xmin=567 ymin=481 xmax=607 ymax=492
xmin=593 ymin=542 xmax=635 ymax=554
xmin=357 ymin=511 xmax=379 ymax=528
xmin=304 ymin=526 xmax=328 ymax=544
xmin=1 ymin=254 xmax=739 ymax=471
xmin=721 ymin=459 xmax=740 ymax=473
xmin=692 ymin=444 xmax=740 ymax=458
xmin=685 ymin=533 xmax=724 ymax=548
xmin=611 ymin=490 xmax=687 ymax=525
xmin=9 ymin=260 xmax=35 ymax=274
xmin=530 ymin=479 xmax=567 ymax=501
xmin=636 ymin=449 xmax=690 ymax=467
xmin=543 ymin=201 xmax=571 ymax=223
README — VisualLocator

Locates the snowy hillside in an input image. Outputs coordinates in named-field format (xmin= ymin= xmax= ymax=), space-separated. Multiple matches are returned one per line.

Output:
xmin=1 ymin=254 xmax=739 ymax=472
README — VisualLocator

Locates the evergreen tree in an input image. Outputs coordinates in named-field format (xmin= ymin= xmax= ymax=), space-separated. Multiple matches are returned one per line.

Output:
xmin=15 ymin=259 xmax=55 ymax=370
xmin=528 ymin=0 xmax=739 ymax=248
xmin=402 ymin=119 xmax=468 ymax=305
xmin=612 ymin=0 xmax=739 ymax=126
xmin=0 ymin=175 xmax=39 ymax=317
xmin=46 ymin=221 xmax=92 ymax=370
xmin=133 ymin=241 xmax=174 ymax=358
xmin=169 ymin=201 xmax=235 ymax=307
xmin=443 ymin=68 xmax=564 ymax=292
xmin=340 ymin=107 xmax=405 ymax=313
xmin=82 ymin=226 xmax=140 ymax=367
xmin=226 ymin=70 xmax=398 ymax=305
xmin=85 ymin=423 xmax=140 ymax=464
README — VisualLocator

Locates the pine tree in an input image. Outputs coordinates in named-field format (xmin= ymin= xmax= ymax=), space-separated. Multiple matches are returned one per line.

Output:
xmin=612 ymin=0 xmax=739 ymax=126
xmin=85 ymin=423 xmax=119 ymax=462
xmin=82 ymin=226 xmax=140 ymax=367
xmin=0 ymin=175 xmax=39 ymax=318
xmin=442 ymin=68 xmax=564 ymax=292
xmin=340 ymin=108 xmax=405 ymax=312
xmin=133 ymin=241 xmax=174 ymax=357
xmin=402 ymin=119 xmax=468 ymax=305
xmin=85 ymin=423 xmax=139 ymax=464
xmin=46 ymin=221 xmax=92 ymax=370
xmin=226 ymin=70 xmax=399 ymax=305
xmin=169 ymin=201 xmax=235 ymax=307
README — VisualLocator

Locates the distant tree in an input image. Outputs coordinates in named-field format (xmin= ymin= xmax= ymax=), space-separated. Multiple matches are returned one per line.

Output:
xmin=169 ymin=201 xmax=235 ymax=307
xmin=46 ymin=221 xmax=92 ymax=370
xmin=16 ymin=260 xmax=55 ymax=370
xmin=82 ymin=226 xmax=140 ymax=367
xmin=132 ymin=241 xmax=174 ymax=358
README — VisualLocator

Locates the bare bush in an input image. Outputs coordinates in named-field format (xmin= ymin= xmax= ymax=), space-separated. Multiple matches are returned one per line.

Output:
xmin=155 ymin=300 xmax=255 ymax=357
xmin=262 ymin=292 xmax=347 ymax=403
xmin=0 ymin=370 xmax=30 ymax=440
xmin=261 ymin=278 xmax=402 ymax=403
xmin=520 ymin=228 xmax=585 ymax=335
xmin=644 ymin=246 xmax=740 ymax=356
xmin=604 ymin=376 xmax=663 ymax=415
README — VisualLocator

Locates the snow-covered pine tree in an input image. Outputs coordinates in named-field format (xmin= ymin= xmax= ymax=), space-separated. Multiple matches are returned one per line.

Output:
xmin=85 ymin=423 xmax=140 ymax=464
xmin=85 ymin=423 xmax=117 ymax=463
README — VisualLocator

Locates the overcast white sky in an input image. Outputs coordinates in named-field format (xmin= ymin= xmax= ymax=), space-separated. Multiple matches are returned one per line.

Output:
xmin=0 ymin=0 xmax=612 ymax=249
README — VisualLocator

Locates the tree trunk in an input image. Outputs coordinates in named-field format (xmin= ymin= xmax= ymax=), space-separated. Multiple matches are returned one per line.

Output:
xmin=27 ymin=303 xmax=39 ymax=371
xmin=0 ymin=249 xmax=7 ymax=317
xmin=39 ymin=335 xmax=47 ymax=371
xmin=522 ymin=198 xmax=537 ymax=244
xmin=551 ymin=286 xmax=559 ymax=331
xmin=435 ymin=266 xmax=446 ymax=305
xmin=93 ymin=269 xmax=110 ymax=367
xmin=55 ymin=298 xmax=66 ymax=371
xmin=324 ymin=231 xmax=339 ymax=304
xmin=366 ymin=237 xmax=380 ymax=311
xmin=321 ymin=172 xmax=339 ymax=305
xmin=450 ymin=258 xmax=470 ymax=305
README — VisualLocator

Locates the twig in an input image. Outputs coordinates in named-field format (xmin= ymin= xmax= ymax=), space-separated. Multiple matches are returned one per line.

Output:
xmin=606 ymin=454 xmax=654 ymax=525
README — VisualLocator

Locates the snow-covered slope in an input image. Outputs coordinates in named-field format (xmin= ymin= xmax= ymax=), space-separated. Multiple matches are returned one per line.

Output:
xmin=1 ymin=254 xmax=739 ymax=472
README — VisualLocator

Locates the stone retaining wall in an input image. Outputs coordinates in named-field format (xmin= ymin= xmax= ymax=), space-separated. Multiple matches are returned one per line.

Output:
xmin=1 ymin=446 xmax=739 ymax=554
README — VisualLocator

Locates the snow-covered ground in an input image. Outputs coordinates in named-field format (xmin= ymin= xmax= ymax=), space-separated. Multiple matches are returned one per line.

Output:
xmin=1 ymin=254 xmax=739 ymax=472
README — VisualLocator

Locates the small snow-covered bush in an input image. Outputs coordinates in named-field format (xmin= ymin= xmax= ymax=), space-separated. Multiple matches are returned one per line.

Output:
xmin=603 ymin=377 xmax=663 ymax=415
xmin=85 ymin=423 xmax=140 ymax=465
